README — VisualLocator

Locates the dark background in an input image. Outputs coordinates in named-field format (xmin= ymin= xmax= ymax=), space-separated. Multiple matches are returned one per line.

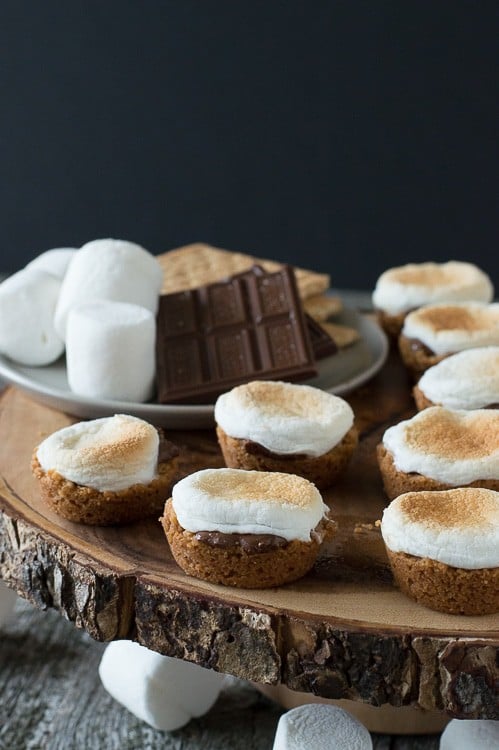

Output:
xmin=1 ymin=2 xmax=498 ymax=290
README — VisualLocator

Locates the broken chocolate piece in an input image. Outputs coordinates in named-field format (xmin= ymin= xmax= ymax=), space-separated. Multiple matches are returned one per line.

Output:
xmin=155 ymin=265 xmax=317 ymax=404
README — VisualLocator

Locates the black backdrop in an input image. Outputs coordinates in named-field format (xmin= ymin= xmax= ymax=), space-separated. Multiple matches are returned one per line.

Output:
xmin=1 ymin=2 xmax=498 ymax=290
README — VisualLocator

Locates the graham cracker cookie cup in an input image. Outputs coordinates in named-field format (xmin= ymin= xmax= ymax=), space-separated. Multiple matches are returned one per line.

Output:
xmin=216 ymin=425 xmax=358 ymax=490
xmin=386 ymin=548 xmax=499 ymax=615
xmin=376 ymin=309 xmax=407 ymax=339
xmin=398 ymin=334 xmax=447 ymax=378
xmin=161 ymin=498 xmax=335 ymax=588
xmin=412 ymin=383 xmax=435 ymax=411
xmin=376 ymin=443 xmax=499 ymax=500
xmin=32 ymin=453 xmax=179 ymax=525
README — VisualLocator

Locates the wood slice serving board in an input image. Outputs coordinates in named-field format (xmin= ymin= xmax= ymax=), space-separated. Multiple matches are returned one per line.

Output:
xmin=0 ymin=351 xmax=497 ymax=723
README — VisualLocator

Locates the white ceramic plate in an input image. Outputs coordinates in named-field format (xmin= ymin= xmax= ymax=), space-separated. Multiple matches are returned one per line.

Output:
xmin=0 ymin=308 xmax=388 ymax=429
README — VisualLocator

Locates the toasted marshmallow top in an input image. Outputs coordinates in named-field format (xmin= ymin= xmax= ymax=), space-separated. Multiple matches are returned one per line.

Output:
xmin=171 ymin=468 xmax=328 ymax=542
xmin=418 ymin=347 xmax=499 ymax=409
xmin=381 ymin=488 xmax=499 ymax=569
xmin=382 ymin=406 xmax=499 ymax=485
xmin=214 ymin=381 xmax=354 ymax=457
xmin=36 ymin=414 xmax=159 ymax=492
xmin=402 ymin=302 xmax=499 ymax=355
xmin=372 ymin=261 xmax=493 ymax=315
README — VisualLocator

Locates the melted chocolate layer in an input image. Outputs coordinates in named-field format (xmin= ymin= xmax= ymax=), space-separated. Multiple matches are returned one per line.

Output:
xmin=194 ymin=530 xmax=288 ymax=553
xmin=408 ymin=338 xmax=435 ymax=356
xmin=244 ymin=439 xmax=308 ymax=460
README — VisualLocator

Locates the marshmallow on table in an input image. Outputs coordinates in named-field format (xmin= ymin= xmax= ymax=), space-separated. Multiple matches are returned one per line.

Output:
xmin=440 ymin=719 xmax=499 ymax=749
xmin=54 ymin=238 xmax=163 ymax=339
xmin=273 ymin=704 xmax=372 ymax=750
xmin=66 ymin=300 xmax=155 ymax=402
xmin=0 ymin=581 xmax=17 ymax=626
xmin=98 ymin=640 xmax=226 ymax=731
xmin=25 ymin=247 xmax=77 ymax=278
xmin=0 ymin=268 xmax=64 ymax=365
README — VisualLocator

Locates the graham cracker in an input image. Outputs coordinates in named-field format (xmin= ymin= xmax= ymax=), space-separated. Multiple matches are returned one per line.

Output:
xmin=303 ymin=294 xmax=342 ymax=321
xmin=157 ymin=243 xmax=330 ymax=300
xmin=320 ymin=321 xmax=361 ymax=349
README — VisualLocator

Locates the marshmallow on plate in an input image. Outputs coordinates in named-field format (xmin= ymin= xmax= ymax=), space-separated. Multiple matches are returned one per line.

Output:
xmin=415 ymin=347 xmax=499 ymax=410
xmin=66 ymin=300 xmax=155 ymax=402
xmin=372 ymin=261 xmax=493 ymax=316
xmin=25 ymin=247 xmax=77 ymax=278
xmin=54 ymin=238 xmax=163 ymax=339
xmin=0 ymin=581 xmax=17 ymax=626
xmin=0 ymin=268 xmax=64 ymax=365
xmin=273 ymin=704 xmax=372 ymax=750
xmin=440 ymin=719 xmax=499 ymax=749
xmin=98 ymin=640 xmax=226 ymax=731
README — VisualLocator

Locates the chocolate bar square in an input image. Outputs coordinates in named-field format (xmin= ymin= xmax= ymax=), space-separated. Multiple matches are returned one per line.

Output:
xmin=155 ymin=265 xmax=317 ymax=404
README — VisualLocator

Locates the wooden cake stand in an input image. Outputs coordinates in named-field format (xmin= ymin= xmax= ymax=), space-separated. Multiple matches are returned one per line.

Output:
xmin=0 ymin=352 xmax=497 ymax=734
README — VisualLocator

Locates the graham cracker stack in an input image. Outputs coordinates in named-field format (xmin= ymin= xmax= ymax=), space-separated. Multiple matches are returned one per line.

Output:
xmin=157 ymin=242 xmax=330 ymax=300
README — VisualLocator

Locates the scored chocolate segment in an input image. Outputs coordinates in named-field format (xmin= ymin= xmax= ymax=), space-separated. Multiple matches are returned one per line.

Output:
xmin=155 ymin=266 xmax=318 ymax=404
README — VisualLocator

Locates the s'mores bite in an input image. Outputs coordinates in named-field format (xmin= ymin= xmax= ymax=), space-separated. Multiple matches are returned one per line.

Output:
xmin=377 ymin=407 xmax=499 ymax=499
xmin=381 ymin=488 xmax=499 ymax=615
xmin=414 ymin=347 xmax=499 ymax=411
xmin=214 ymin=381 xmax=357 ymax=489
xmin=372 ymin=261 xmax=493 ymax=338
xmin=161 ymin=468 xmax=335 ymax=588
xmin=32 ymin=414 xmax=179 ymax=525
xmin=398 ymin=302 xmax=499 ymax=378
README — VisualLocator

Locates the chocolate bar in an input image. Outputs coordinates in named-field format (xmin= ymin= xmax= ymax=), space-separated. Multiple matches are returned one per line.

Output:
xmin=155 ymin=266 xmax=317 ymax=404
xmin=305 ymin=314 xmax=338 ymax=359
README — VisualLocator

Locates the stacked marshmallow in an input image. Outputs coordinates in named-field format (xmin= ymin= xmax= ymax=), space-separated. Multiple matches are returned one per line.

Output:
xmin=0 ymin=239 xmax=163 ymax=402
xmin=417 ymin=347 xmax=499 ymax=410
xmin=172 ymin=467 xmax=328 ymax=542
xmin=214 ymin=380 xmax=354 ymax=457
xmin=372 ymin=261 xmax=494 ymax=315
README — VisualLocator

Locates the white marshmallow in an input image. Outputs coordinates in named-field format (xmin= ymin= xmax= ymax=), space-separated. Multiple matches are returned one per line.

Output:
xmin=36 ymin=414 xmax=159 ymax=492
xmin=66 ymin=300 xmax=155 ymax=402
xmin=372 ymin=261 xmax=493 ymax=315
xmin=215 ymin=381 xmax=354 ymax=457
xmin=0 ymin=268 xmax=64 ymax=365
xmin=54 ymin=238 xmax=163 ymax=339
xmin=382 ymin=407 xmax=499 ymax=485
xmin=440 ymin=719 xmax=499 ymax=749
xmin=98 ymin=640 xmax=226 ymax=731
xmin=381 ymin=488 xmax=499 ymax=569
xmin=418 ymin=347 xmax=499 ymax=410
xmin=273 ymin=704 xmax=372 ymax=750
xmin=402 ymin=302 xmax=499 ymax=355
xmin=25 ymin=247 xmax=77 ymax=278
xmin=172 ymin=468 xmax=328 ymax=542
xmin=0 ymin=581 xmax=17 ymax=626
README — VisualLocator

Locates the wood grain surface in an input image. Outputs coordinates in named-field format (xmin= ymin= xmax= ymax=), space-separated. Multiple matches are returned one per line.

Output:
xmin=0 ymin=351 xmax=497 ymax=721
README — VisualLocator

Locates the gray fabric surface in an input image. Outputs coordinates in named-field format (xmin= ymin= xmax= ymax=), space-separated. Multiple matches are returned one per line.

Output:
xmin=0 ymin=598 xmax=441 ymax=749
